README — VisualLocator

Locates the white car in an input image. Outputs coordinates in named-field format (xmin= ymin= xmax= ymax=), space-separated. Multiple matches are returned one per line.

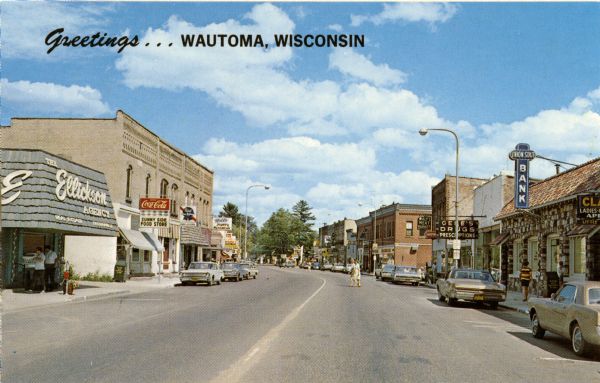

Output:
xmin=180 ymin=261 xmax=223 ymax=286
xmin=332 ymin=263 xmax=345 ymax=272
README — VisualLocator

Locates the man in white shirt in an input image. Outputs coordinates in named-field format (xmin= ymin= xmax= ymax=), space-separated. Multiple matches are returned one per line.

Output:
xmin=44 ymin=246 xmax=58 ymax=291
xmin=32 ymin=247 xmax=46 ymax=292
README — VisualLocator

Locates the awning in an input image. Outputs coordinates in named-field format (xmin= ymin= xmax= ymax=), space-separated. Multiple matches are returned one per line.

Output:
xmin=566 ymin=225 xmax=600 ymax=237
xmin=120 ymin=229 xmax=164 ymax=252
xmin=490 ymin=232 xmax=510 ymax=245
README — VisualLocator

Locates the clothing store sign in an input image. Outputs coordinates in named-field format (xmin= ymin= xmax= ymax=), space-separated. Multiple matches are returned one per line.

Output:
xmin=577 ymin=194 xmax=600 ymax=224
xmin=0 ymin=150 xmax=117 ymax=236
xmin=509 ymin=143 xmax=535 ymax=209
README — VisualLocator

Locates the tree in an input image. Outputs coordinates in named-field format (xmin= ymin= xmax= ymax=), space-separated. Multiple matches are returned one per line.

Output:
xmin=219 ymin=202 xmax=242 ymax=227
xmin=256 ymin=207 xmax=316 ymax=261
xmin=292 ymin=200 xmax=316 ymax=227
xmin=219 ymin=202 xmax=258 ymax=258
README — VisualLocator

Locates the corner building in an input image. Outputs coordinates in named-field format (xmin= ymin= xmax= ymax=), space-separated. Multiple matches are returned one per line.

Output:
xmin=2 ymin=110 xmax=214 ymax=276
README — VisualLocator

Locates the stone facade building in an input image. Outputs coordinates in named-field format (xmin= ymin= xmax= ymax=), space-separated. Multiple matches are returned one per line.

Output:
xmin=2 ymin=110 xmax=214 ymax=276
xmin=356 ymin=203 xmax=432 ymax=272
xmin=495 ymin=157 xmax=600 ymax=297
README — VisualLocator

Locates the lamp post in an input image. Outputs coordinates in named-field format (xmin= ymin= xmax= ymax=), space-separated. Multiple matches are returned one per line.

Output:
xmin=419 ymin=127 xmax=460 ymax=270
xmin=244 ymin=184 xmax=270 ymax=259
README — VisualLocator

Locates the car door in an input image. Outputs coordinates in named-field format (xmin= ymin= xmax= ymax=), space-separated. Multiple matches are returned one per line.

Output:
xmin=548 ymin=284 xmax=577 ymax=336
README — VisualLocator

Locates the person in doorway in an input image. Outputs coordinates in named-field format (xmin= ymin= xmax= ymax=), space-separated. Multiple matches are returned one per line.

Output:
xmin=32 ymin=247 xmax=46 ymax=292
xmin=519 ymin=259 xmax=532 ymax=302
xmin=44 ymin=246 xmax=58 ymax=291
xmin=558 ymin=261 xmax=565 ymax=287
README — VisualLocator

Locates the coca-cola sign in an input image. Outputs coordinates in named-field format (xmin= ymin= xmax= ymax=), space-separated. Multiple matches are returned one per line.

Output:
xmin=139 ymin=198 xmax=170 ymax=211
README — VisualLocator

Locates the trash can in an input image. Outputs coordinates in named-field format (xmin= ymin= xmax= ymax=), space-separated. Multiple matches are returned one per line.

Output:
xmin=114 ymin=261 xmax=126 ymax=282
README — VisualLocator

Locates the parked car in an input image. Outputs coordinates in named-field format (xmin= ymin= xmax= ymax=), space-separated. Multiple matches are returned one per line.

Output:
xmin=180 ymin=261 xmax=223 ymax=286
xmin=380 ymin=264 xmax=397 ymax=282
xmin=240 ymin=262 xmax=258 ymax=279
xmin=393 ymin=266 xmax=422 ymax=286
xmin=332 ymin=263 xmax=345 ymax=272
xmin=528 ymin=281 xmax=600 ymax=357
xmin=436 ymin=268 xmax=506 ymax=309
xmin=375 ymin=266 xmax=382 ymax=279
xmin=284 ymin=261 xmax=296 ymax=268
xmin=322 ymin=263 xmax=333 ymax=271
xmin=312 ymin=262 xmax=320 ymax=270
xmin=221 ymin=263 xmax=248 ymax=281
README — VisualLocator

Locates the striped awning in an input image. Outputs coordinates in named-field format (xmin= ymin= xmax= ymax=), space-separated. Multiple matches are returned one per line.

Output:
xmin=490 ymin=232 xmax=510 ymax=245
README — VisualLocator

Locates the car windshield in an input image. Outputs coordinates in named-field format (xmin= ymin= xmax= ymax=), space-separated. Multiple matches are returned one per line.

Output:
xmin=588 ymin=288 xmax=600 ymax=304
xmin=454 ymin=271 xmax=493 ymax=282
xmin=399 ymin=267 xmax=417 ymax=274
xmin=189 ymin=263 xmax=212 ymax=270
xmin=222 ymin=263 xmax=239 ymax=270
xmin=383 ymin=265 xmax=395 ymax=272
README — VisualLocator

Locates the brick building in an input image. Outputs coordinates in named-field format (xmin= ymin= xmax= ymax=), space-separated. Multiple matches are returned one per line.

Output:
xmin=356 ymin=203 xmax=432 ymax=272
xmin=431 ymin=175 xmax=488 ymax=273
xmin=2 ymin=110 xmax=214 ymax=276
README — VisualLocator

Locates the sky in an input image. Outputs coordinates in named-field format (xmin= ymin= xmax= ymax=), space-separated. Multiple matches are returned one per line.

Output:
xmin=2 ymin=2 xmax=600 ymax=227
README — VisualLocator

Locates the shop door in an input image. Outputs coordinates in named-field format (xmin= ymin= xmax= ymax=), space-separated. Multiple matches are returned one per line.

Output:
xmin=130 ymin=249 xmax=142 ymax=274
xmin=163 ymin=239 xmax=170 ymax=270
xmin=142 ymin=251 xmax=152 ymax=274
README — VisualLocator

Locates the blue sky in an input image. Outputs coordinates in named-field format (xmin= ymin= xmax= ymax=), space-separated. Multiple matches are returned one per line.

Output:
xmin=2 ymin=2 xmax=600 ymax=225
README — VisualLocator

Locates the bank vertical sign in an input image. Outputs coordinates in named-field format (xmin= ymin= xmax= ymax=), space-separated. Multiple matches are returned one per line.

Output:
xmin=509 ymin=143 xmax=535 ymax=209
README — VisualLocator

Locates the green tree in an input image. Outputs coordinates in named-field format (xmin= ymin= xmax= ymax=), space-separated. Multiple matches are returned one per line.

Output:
xmin=256 ymin=207 xmax=316 ymax=261
xmin=219 ymin=202 xmax=242 ymax=227
xmin=292 ymin=200 xmax=316 ymax=227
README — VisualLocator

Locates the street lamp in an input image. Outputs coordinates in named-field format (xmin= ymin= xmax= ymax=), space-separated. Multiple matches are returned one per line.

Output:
xmin=419 ymin=127 xmax=460 ymax=270
xmin=244 ymin=184 xmax=270 ymax=259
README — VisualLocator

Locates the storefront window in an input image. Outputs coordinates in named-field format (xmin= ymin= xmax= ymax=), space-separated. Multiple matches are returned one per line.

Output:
xmin=513 ymin=241 xmax=523 ymax=275
xmin=145 ymin=174 xmax=151 ymax=197
xmin=143 ymin=250 xmax=150 ymax=263
xmin=570 ymin=237 xmax=586 ymax=274
xmin=548 ymin=237 xmax=560 ymax=272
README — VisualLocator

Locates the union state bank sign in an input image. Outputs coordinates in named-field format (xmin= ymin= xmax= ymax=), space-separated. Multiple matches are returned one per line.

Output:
xmin=1 ymin=149 xmax=117 ymax=236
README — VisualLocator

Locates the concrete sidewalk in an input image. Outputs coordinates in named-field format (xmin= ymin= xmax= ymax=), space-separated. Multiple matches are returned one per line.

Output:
xmin=3 ymin=274 xmax=180 ymax=313
xmin=499 ymin=290 xmax=531 ymax=314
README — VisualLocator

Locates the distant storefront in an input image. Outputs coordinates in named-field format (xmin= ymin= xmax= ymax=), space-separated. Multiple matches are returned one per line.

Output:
xmin=496 ymin=157 xmax=600 ymax=296
xmin=1 ymin=149 xmax=118 ymax=287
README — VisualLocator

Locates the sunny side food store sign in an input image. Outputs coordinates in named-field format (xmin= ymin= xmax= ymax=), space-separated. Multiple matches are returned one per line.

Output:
xmin=139 ymin=198 xmax=170 ymax=228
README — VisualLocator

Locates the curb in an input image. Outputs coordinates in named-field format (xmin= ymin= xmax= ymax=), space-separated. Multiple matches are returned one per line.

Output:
xmin=499 ymin=303 xmax=529 ymax=315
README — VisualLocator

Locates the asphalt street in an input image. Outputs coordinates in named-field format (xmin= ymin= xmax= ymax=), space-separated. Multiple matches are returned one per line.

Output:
xmin=4 ymin=266 xmax=599 ymax=383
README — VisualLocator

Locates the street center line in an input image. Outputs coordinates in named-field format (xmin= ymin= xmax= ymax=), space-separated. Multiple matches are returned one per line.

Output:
xmin=209 ymin=277 xmax=327 ymax=383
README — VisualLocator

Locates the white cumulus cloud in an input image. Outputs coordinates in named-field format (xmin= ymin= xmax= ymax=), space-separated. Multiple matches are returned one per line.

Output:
xmin=351 ymin=3 xmax=458 ymax=27
xmin=329 ymin=49 xmax=407 ymax=86
xmin=1 ymin=79 xmax=110 ymax=116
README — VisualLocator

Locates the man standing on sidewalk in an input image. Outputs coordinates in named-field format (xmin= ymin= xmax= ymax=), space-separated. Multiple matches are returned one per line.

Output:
xmin=32 ymin=247 xmax=46 ymax=292
xmin=44 ymin=245 xmax=58 ymax=291
xmin=519 ymin=259 xmax=532 ymax=302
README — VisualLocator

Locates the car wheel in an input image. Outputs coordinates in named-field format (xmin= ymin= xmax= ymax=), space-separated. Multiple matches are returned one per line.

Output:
xmin=208 ymin=277 xmax=214 ymax=286
xmin=236 ymin=274 xmax=241 ymax=282
xmin=437 ymin=288 xmax=446 ymax=302
xmin=253 ymin=274 xmax=257 ymax=279
xmin=571 ymin=322 xmax=590 ymax=356
xmin=447 ymin=298 xmax=457 ymax=306
xmin=531 ymin=312 xmax=545 ymax=339
xmin=488 ymin=301 xmax=499 ymax=310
